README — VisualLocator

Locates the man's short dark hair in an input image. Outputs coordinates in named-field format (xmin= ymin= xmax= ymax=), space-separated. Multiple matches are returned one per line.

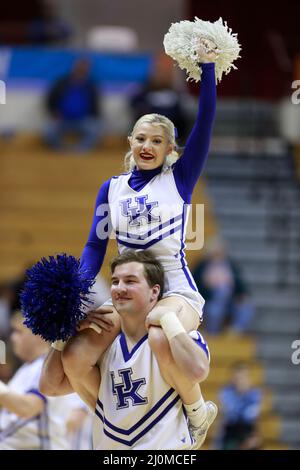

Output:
xmin=110 ymin=250 xmax=164 ymax=301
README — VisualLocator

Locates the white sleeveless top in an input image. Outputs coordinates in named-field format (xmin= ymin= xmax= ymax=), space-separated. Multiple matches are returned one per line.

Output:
xmin=93 ymin=333 xmax=194 ymax=450
xmin=107 ymin=168 xmax=189 ymax=272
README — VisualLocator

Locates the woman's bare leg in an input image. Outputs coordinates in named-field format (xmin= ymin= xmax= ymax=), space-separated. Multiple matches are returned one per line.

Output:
xmin=148 ymin=296 xmax=203 ymax=400
xmin=148 ymin=296 xmax=208 ymax=432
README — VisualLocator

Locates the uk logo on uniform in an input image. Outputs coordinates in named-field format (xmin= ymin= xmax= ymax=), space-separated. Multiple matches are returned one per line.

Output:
xmin=119 ymin=195 xmax=161 ymax=227
xmin=110 ymin=368 xmax=148 ymax=409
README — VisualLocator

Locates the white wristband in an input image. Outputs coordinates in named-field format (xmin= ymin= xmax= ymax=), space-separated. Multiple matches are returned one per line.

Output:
xmin=160 ymin=311 xmax=186 ymax=341
xmin=0 ymin=380 xmax=9 ymax=397
xmin=51 ymin=340 xmax=67 ymax=351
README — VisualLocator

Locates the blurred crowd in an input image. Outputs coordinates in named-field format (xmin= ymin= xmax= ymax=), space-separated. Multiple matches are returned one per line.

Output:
xmin=214 ymin=362 xmax=262 ymax=450
xmin=193 ymin=239 xmax=255 ymax=336
xmin=0 ymin=1 xmax=192 ymax=154
xmin=0 ymin=1 xmax=71 ymax=46
xmin=41 ymin=52 xmax=190 ymax=153
xmin=0 ymin=271 xmax=110 ymax=450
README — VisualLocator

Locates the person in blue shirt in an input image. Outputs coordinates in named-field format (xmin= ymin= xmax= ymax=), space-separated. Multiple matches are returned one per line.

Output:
xmin=192 ymin=239 xmax=255 ymax=335
xmin=44 ymin=58 xmax=101 ymax=152
xmin=216 ymin=362 xmax=262 ymax=450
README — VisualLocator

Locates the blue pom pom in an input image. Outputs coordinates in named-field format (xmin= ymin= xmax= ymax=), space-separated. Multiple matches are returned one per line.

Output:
xmin=20 ymin=254 xmax=95 ymax=342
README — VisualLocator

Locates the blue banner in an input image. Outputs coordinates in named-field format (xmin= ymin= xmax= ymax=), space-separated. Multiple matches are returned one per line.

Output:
xmin=1 ymin=47 xmax=153 ymax=91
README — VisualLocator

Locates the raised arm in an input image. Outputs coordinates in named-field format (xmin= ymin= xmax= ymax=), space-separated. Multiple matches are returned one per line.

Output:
xmin=173 ymin=63 xmax=216 ymax=203
xmin=79 ymin=178 xmax=112 ymax=279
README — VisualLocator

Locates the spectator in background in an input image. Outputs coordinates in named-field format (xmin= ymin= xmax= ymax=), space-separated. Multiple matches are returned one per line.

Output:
xmin=28 ymin=0 xmax=71 ymax=45
xmin=192 ymin=239 xmax=255 ymax=335
xmin=215 ymin=362 xmax=262 ymax=450
xmin=129 ymin=54 xmax=188 ymax=142
xmin=44 ymin=58 xmax=102 ymax=153
xmin=0 ymin=311 xmax=89 ymax=449
xmin=0 ymin=0 xmax=71 ymax=45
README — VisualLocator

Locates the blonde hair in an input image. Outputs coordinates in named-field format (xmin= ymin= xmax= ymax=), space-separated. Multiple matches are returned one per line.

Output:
xmin=124 ymin=114 xmax=180 ymax=172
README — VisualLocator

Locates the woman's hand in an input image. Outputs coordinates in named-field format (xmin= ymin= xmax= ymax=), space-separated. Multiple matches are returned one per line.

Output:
xmin=77 ymin=306 xmax=115 ymax=333
xmin=197 ymin=37 xmax=220 ymax=63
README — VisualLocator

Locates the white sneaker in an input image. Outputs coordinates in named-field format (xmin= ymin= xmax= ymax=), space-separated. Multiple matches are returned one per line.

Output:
xmin=190 ymin=401 xmax=218 ymax=450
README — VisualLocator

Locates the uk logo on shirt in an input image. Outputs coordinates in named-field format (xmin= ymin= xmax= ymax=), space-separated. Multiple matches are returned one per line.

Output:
xmin=119 ymin=196 xmax=161 ymax=227
xmin=110 ymin=368 xmax=148 ymax=410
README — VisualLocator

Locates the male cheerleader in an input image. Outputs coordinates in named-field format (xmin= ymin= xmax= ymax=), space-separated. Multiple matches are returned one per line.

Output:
xmin=40 ymin=251 xmax=217 ymax=450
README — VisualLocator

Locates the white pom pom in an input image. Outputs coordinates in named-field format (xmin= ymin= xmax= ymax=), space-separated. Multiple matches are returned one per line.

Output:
xmin=163 ymin=17 xmax=241 ymax=83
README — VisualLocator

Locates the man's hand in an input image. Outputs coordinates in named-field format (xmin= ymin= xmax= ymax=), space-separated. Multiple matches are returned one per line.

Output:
xmin=198 ymin=37 xmax=220 ymax=63
xmin=145 ymin=305 xmax=182 ymax=330
xmin=77 ymin=306 xmax=115 ymax=333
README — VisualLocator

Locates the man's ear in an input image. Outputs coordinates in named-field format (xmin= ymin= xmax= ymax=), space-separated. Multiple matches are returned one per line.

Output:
xmin=151 ymin=285 xmax=161 ymax=302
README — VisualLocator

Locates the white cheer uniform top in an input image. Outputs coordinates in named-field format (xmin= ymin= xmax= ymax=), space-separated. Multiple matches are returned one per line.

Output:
xmin=93 ymin=332 xmax=194 ymax=450
xmin=107 ymin=168 xmax=190 ymax=272
xmin=0 ymin=356 xmax=81 ymax=450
